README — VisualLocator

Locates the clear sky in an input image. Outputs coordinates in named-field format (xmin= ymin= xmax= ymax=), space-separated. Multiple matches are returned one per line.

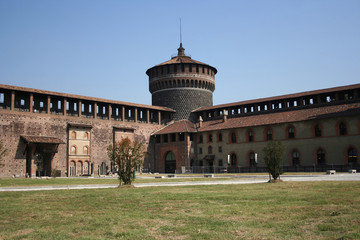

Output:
xmin=1 ymin=0 xmax=359 ymax=106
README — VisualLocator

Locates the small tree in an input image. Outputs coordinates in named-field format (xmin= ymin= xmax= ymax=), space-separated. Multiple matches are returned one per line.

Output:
xmin=263 ymin=141 xmax=285 ymax=181
xmin=0 ymin=140 xmax=7 ymax=168
xmin=107 ymin=137 xmax=145 ymax=186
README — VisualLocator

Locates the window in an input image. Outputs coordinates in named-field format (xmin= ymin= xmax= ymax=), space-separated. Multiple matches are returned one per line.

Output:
xmin=208 ymin=146 xmax=213 ymax=154
xmin=231 ymin=132 xmax=237 ymax=143
xmin=189 ymin=133 xmax=194 ymax=141
xmin=199 ymin=134 xmax=203 ymax=143
xmin=230 ymin=153 xmax=237 ymax=166
xmin=249 ymin=152 xmax=256 ymax=167
xmin=218 ymin=159 xmax=223 ymax=166
xmin=163 ymin=134 xmax=168 ymax=143
xmin=288 ymin=126 xmax=295 ymax=139
xmin=208 ymin=134 xmax=213 ymax=143
xmin=218 ymin=146 xmax=222 ymax=153
xmin=199 ymin=148 xmax=202 ymax=154
xmin=317 ymin=148 xmax=326 ymax=165
xmin=339 ymin=122 xmax=347 ymax=135
xmin=266 ymin=129 xmax=273 ymax=141
xmin=218 ymin=133 xmax=223 ymax=142
xmin=156 ymin=135 xmax=161 ymax=143
xmin=248 ymin=130 xmax=253 ymax=142
xmin=178 ymin=133 xmax=185 ymax=141
xmin=314 ymin=124 xmax=322 ymax=137
xmin=84 ymin=132 xmax=89 ymax=140
xmin=292 ymin=150 xmax=300 ymax=166
xmin=83 ymin=146 xmax=89 ymax=155
xmin=71 ymin=131 xmax=76 ymax=139
xmin=348 ymin=147 xmax=357 ymax=164
xmin=171 ymin=133 xmax=176 ymax=142
xmin=70 ymin=145 xmax=77 ymax=155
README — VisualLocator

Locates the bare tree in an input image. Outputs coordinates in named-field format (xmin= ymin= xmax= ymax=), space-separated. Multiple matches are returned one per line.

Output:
xmin=107 ymin=137 xmax=145 ymax=186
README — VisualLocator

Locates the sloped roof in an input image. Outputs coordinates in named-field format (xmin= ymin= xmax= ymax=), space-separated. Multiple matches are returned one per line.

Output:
xmin=152 ymin=119 xmax=197 ymax=135
xmin=193 ymin=83 xmax=360 ymax=112
xmin=21 ymin=135 xmax=65 ymax=144
xmin=0 ymin=84 xmax=175 ymax=112
xmin=197 ymin=102 xmax=360 ymax=132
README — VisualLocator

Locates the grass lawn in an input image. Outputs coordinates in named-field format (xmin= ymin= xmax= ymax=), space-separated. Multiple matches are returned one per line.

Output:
xmin=0 ymin=181 xmax=359 ymax=240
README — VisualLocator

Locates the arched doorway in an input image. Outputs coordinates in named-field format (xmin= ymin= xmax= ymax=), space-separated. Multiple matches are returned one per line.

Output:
xmin=348 ymin=147 xmax=357 ymax=165
xmin=165 ymin=151 xmax=176 ymax=173
xmin=70 ymin=161 xmax=76 ymax=176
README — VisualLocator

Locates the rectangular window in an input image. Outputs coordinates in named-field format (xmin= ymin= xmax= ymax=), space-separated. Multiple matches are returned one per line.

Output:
xmin=171 ymin=133 xmax=176 ymax=142
xmin=218 ymin=159 xmax=223 ymax=166
xmin=199 ymin=148 xmax=202 ymax=154
xmin=218 ymin=146 xmax=222 ymax=153
xmin=179 ymin=133 xmax=185 ymax=141
xmin=163 ymin=134 xmax=168 ymax=143
xmin=156 ymin=135 xmax=161 ymax=143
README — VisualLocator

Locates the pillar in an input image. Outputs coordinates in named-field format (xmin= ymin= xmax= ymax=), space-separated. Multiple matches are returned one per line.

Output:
xmin=47 ymin=96 xmax=51 ymax=114
xmin=122 ymin=106 xmax=125 ymax=121
xmin=11 ymin=91 xmax=15 ymax=111
xmin=146 ymin=109 xmax=150 ymax=123
xmin=108 ymin=104 xmax=111 ymax=120
xmin=29 ymin=94 xmax=33 ymax=113
xmin=78 ymin=100 xmax=82 ymax=117
xmin=63 ymin=99 xmax=67 ymax=115
xmin=158 ymin=111 xmax=161 ymax=125
xmin=93 ymin=103 xmax=97 ymax=119
xmin=134 ymin=108 xmax=138 ymax=123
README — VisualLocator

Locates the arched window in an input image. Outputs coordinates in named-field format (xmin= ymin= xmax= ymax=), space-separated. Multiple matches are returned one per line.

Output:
xmin=348 ymin=147 xmax=357 ymax=164
xmin=83 ymin=146 xmax=89 ymax=155
xmin=247 ymin=130 xmax=254 ymax=142
xmin=317 ymin=148 xmax=326 ymax=165
xmin=249 ymin=152 xmax=256 ymax=167
xmin=217 ymin=132 xmax=223 ymax=142
xmin=208 ymin=134 xmax=213 ymax=143
xmin=230 ymin=153 xmax=237 ymax=166
xmin=70 ymin=145 xmax=77 ymax=155
xmin=71 ymin=131 xmax=76 ymax=139
xmin=292 ymin=150 xmax=300 ymax=166
xmin=314 ymin=124 xmax=322 ymax=137
xmin=84 ymin=132 xmax=89 ymax=140
xmin=208 ymin=146 xmax=213 ymax=154
xmin=266 ymin=129 xmax=273 ymax=141
xmin=339 ymin=122 xmax=347 ymax=135
xmin=287 ymin=126 xmax=295 ymax=139
xmin=199 ymin=134 xmax=203 ymax=143
xmin=231 ymin=132 xmax=237 ymax=143
xmin=165 ymin=151 xmax=176 ymax=173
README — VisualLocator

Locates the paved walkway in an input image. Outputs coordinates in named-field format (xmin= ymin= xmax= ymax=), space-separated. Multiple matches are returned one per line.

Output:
xmin=0 ymin=173 xmax=359 ymax=192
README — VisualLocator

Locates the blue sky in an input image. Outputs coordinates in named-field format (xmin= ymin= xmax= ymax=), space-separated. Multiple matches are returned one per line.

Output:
xmin=1 ymin=0 xmax=359 ymax=106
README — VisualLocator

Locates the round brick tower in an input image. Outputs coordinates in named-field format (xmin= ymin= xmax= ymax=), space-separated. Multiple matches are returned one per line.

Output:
xmin=147 ymin=44 xmax=217 ymax=121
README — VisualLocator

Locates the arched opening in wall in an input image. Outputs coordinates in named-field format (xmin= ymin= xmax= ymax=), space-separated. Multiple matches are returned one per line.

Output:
xmin=338 ymin=121 xmax=348 ymax=135
xmin=70 ymin=161 xmax=76 ymax=176
xmin=77 ymin=161 xmax=83 ymax=176
xmin=249 ymin=151 xmax=256 ymax=167
xmin=347 ymin=147 xmax=357 ymax=165
xmin=186 ymin=80 xmax=189 ymax=87
xmin=165 ymin=151 xmax=176 ymax=173
xmin=100 ymin=162 xmax=107 ymax=175
xmin=292 ymin=150 xmax=300 ymax=166
xmin=230 ymin=131 xmax=237 ymax=143
xmin=84 ymin=161 xmax=90 ymax=175
xmin=195 ymin=80 xmax=198 ymax=88
xmin=314 ymin=124 xmax=322 ymax=137
xmin=83 ymin=146 xmax=89 ymax=155
xmin=230 ymin=153 xmax=237 ymax=166
xmin=287 ymin=126 xmax=295 ymax=139
xmin=70 ymin=145 xmax=77 ymax=155
xmin=84 ymin=132 xmax=89 ymax=140
xmin=71 ymin=131 xmax=76 ymax=139
xmin=247 ymin=129 xmax=254 ymax=142
xmin=265 ymin=128 xmax=273 ymax=141
xmin=316 ymin=148 xmax=326 ymax=165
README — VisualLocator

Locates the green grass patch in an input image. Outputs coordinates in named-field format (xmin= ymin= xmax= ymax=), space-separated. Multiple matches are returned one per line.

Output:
xmin=0 ymin=176 xmax=261 ymax=188
xmin=0 ymin=181 xmax=359 ymax=239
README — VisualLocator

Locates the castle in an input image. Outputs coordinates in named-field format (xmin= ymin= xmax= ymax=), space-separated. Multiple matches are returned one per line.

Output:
xmin=0 ymin=44 xmax=359 ymax=177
